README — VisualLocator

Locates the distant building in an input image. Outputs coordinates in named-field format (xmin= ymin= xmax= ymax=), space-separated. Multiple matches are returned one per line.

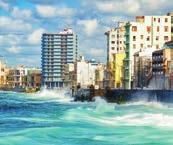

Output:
xmin=105 ymin=22 xmax=126 ymax=88
xmin=27 ymin=69 xmax=41 ymax=88
xmin=133 ymin=50 xmax=153 ymax=89
xmin=41 ymin=28 xmax=78 ymax=88
xmin=167 ymin=12 xmax=173 ymax=40
xmin=105 ymin=22 xmax=126 ymax=62
xmin=124 ymin=15 xmax=172 ymax=89
xmin=152 ymin=41 xmax=173 ymax=89
xmin=7 ymin=65 xmax=28 ymax=88
xmin=73 ymin=56 xmax=99 ymax=88
xmin=95 ymin=63 xmax=106 ymax=89
xmin=112 ymin=53 xmax=125 ymax=88
xmin=0 ymin=56 xmax=9 ymax=87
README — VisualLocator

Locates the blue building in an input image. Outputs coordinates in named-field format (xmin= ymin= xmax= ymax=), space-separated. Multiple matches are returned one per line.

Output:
xmin=41 ymin=28 xmax=78 ymax=88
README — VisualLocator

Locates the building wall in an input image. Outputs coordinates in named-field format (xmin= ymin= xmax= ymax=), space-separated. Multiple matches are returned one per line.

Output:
xmin=0 ymin=58 xmax=9 ymax=87
xmin=75 ymin=57 xmax=99 ymax=88
xmin=124 ymin=15 xmax=172 ymax=89
xmin=112 ymin=53 xmax=125 ymax=88
xmin=41 ymin=28 xmax=78 ymax=88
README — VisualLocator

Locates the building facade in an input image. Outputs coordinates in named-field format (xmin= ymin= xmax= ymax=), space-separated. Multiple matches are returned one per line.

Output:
xmin=27 ymin=69 xmax=41 ymax=88
xmin=7 ymin=65 xmax=28 ymax=88
xmin=41 ymin=28 xmax=78 ymax=88
xmin=124 ymin=15 xmax=172 ymax=89
xmin=0 ymin=57 xmax=9 ymax=87
xmin=95 ymin=63 xmax=105 ymax=89
xmin=152 ymin=41 xmax=173 ymax=89
xmin=73 ymin=56 xmax=99 ymax=88
xmin=105 ymin=22 xmax=126 ymax=88
xmin=133 ymin=50 xmax=152 ymax=89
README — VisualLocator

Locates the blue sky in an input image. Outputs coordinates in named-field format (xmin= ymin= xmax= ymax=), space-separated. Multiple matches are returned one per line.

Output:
xmin=0 ymin=0 xmax=173 ymax=67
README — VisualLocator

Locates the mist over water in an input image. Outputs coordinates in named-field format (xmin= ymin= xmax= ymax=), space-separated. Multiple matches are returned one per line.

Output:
xmin=0 ymin=90 xmax=173 ymax=145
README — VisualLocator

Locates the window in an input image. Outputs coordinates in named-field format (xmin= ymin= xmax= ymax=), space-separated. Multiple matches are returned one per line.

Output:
xmin=140 ymin=35 xmax=144 ymax=39
xmin=120 ymin=41 xmax=122 ymax=44
xmin=112 ymin=35 xmax=115 ymax=38
xmin=147 ymin=26 xmax=151 ymax=32
xmin=147 ymin=36 xmax=150 ymax=41
xmin=164 ymin=26 xmax=169 ymax=32
xmin=112 ymin=47 xmax=115 ymax=50
xmin=157 ymin=26 xmax=160 ymax=32
xmin=140 ymin=44 xmax=144 ymax=48
xmin=132 ymin=26 xmax=137 ymax=32
xmin=111 ymin=41 xmax=115 ymax=44
xmin=165 ymin=18 xmax=168 ymax=22
xmin=156 ymin=45 xmax=159 ymax=49
xmin=158 ymin=18 xmax=160 ymax=23
xmin=133 ymin=36 xmax=136 ymax=41
xmin=164 ymin=36 xmax=169 ymax=41
xmin=154 ymin=18 xmax=156 ymax=22
xmin=133 ymin=44 xmax=136 ymax=49
xmin=156 ymin=36 xmax=159 ymax=41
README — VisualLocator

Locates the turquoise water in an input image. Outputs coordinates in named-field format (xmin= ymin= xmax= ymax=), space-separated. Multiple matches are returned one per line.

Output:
xmin=0 ymin=90 xmax=173 ymax=145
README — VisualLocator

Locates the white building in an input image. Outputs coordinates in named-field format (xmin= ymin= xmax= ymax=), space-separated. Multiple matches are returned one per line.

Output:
xmin=11 ymin=65 xmax=28 ymax=87
xmin=124 ymin=15 xmax=172 ymax=89
xmin=76 ymin=56 xmax=99 ymax=88
xmin=105 ymin=22 xmax=126 ymax=62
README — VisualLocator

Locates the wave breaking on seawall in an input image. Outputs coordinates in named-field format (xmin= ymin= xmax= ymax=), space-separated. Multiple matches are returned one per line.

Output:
xmin=31 ymin=88 xmax=73 ymax=103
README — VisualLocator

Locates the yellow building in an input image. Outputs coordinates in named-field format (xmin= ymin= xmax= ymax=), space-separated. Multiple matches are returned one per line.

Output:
xmin=110 ymin=53 xmax=125 ymax=88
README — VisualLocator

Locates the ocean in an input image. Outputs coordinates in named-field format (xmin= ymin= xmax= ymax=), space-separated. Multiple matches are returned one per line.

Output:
xmin=0 ymin=89 xmax=173 ymax=145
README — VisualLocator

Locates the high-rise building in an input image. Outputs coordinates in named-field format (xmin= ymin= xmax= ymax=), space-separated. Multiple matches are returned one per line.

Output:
xmin=105 ymin=22 xmax=126 ymax=88
xmin=124 ymin=15 xmax=172 ymax=89
xmin=41 ymin=28 xmax=78 ymax=88
xmin=105 ymin=22 xmax=126 ymax=63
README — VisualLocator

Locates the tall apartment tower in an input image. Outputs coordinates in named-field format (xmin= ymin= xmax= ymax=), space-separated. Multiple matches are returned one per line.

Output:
xmin=41 ymin=28 xmax=78 ymax=88
xmin=124 ymin=15 xmax=172 ymax=89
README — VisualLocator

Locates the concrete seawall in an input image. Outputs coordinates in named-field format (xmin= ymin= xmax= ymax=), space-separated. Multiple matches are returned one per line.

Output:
xmin=74 ymin=89 xmax=173 ymax=104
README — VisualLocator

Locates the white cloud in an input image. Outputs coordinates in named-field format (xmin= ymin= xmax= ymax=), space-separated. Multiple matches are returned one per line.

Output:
xmin=0 ymin=34 xmax=21 ymax=45
xmin=12 ymin=7 xmax=32 ymax=19
xmin=7 ymin=46 xmax=21 ymax=54
xmin=0 ymin=1 xmax=9 ymax=11
xmin=96 ymin=0 xmax=140 ymax=15
xmin=36 ymin=5 xmax=74 ymax=17
xmin=28 ymin=28 xmax=45 ymax=45
xmin=77 ymin=19 xmax=98 ymax=36
xmin=0 ymin=16 xmax=32 ymax=32
xmin=95 ymin=0 xmax=172 ymax=15
xmin=89 ymin=48 xmax=105 ymax=57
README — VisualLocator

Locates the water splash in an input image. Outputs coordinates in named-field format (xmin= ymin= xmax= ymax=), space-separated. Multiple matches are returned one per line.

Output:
xmin=93 ymin=97 xmax=115 ymax=113
xmin=31 ymin=88 xmax=73 ymax=103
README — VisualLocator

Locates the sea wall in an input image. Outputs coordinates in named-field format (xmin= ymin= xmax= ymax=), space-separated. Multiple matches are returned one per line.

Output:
xmin=74 ymin=89 xmax=173 ymax=103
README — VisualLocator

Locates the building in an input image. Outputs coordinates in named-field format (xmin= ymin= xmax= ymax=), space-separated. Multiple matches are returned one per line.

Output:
xmin=64 ymin=63 xmax=75 ymax=87
xmin=7 ymin=65 xmax=28 ymax=88
xmin=0 ymin=56 xmax=9 ymax=87
xmin=41 ymin=28 xmax=78 ymax=88
xmin=95 ymin=64 xmax=105 ymax=89
xmin=105 ymin=22 xmax=126 ymax=62
xmin=152 ymin=41 xmax=173 ymax=89
xmin=105 ymin=22 xmax=126 ymax=88
xmin=124 ymin=15 xmax=172 ymax=89
xmin=133 ymin=50 xmax=153 ymax=89
xmin=74 ymin=56 xmax=99 ymax=88
xmin=27 ymin=69 xmax=41 ymax=88
xmin=112 ymin=53 xmax=125 ymax=88
xmin=167 ymin=12 xmax=173 ymax=40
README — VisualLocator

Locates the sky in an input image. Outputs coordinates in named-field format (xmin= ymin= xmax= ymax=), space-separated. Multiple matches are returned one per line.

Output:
xmin=0 ymin=0 xmax=173 ymax=67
